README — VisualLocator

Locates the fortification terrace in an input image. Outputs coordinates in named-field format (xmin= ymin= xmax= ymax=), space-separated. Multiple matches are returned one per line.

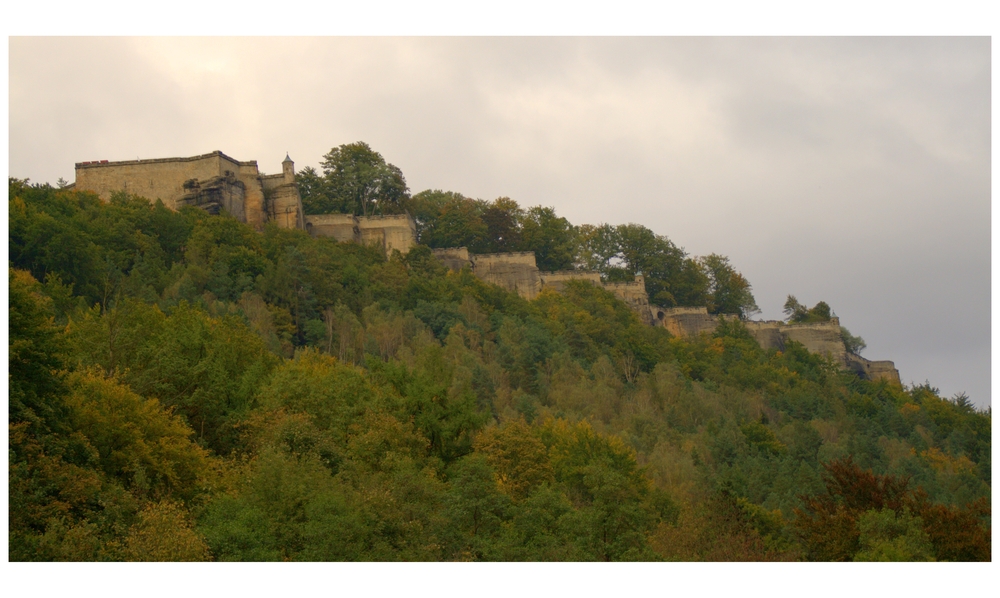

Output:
xmin=656 ymin=306 xmax=899 ymax=384
xmin=306 ymin=213 xmax=417 ymax=255
xmin=432 ymin=248 xmax=652 ymax=318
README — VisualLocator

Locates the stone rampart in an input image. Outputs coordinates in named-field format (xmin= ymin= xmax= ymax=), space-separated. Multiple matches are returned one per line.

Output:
xmin=742 ymin=321 xmax=785 ymax=350
xmin=305 ymin=214 xmax=359 ymax=243
xmin=304 ymin=212 xmax=418 ymax=256
xmin=603 ymin=276 xmax=653 ymax=325
xmin=73 ymin=150 xmax=297 ymax=229
xmin=781 ymin=319 xmax=847 ymax=365
xmin=76 ymin=151 xmax=237 ymax=211
xmin=655 ymin=306 xmax=736 ymax=337
xmin=845 ymin=355 xmax=902 ymax=385
xmin=471 ymin=252 xmax=541 ymax=299
xmin=431 ymin=249 xmax=655 ymax=321
xmin=358 ymin=215 xmax=418 ymax=255
xmin=539 ymin=270 xmax=603 ymax=291
xmin=661 ymin=309 xmax=897 ymax=383
xmin=269 ymin=184 xmax=306 ymax=230
xmin=433 ymin=247 xmax=473 ymax=271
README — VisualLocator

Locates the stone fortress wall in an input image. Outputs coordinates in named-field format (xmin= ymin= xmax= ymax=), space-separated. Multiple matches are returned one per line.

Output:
xmin=432 ymin=248 xmax=651 ymax=318
xmin=430 ymin=247 xmax=899 ymax=384
xmin=655 ymin=307 xmax=900 ymax=384
xmin=304 ymin=213 xmax=417 ymax=255
xmin=73 ymin=150 xmax=411 ymax=254
xmin=472 ymin=252 xmax=544 ymax=300
xmin=71 ymin=150 xmax=899 ymax=384
xmin=74 ymin=151 xmax=300 ymax=230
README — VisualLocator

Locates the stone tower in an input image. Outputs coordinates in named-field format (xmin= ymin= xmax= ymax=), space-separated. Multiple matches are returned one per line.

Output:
xmin=282 ymin=153 xmax=295 ymax=184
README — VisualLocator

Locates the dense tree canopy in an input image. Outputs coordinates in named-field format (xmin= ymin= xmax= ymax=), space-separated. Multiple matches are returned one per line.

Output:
xmin=299 ymin=142 xmax=409 ymax=217
xmin=8 ymin=173 xmax=989 ymax=562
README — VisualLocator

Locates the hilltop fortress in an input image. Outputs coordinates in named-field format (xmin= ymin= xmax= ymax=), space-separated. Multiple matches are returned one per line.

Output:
xmin=74 ymin=151 xmax=305 ymax=230
xmin=71 ymin=150 xmax=899 ymax=384
xmin=432 ymin=248 xmax=899 ymax=384
xmin=72 ymin=151 xmax=414 ymax=255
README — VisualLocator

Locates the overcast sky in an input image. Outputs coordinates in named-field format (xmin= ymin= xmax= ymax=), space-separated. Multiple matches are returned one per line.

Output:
xmin=8 ymin=37 xmax=991 ymax=407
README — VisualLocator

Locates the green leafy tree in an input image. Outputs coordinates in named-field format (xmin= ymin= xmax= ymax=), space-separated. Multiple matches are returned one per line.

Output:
xmin=9 ymin=268 xmax=69 ymax=434
xmin=783 ymin=295 xmax=832 ymax=323
xmin=699 ymin=254 xmax=760 ymax=319
xmin=119 ymin=500 xmax=210 ymax=562
xmin=574 ymin=222 xmax=712 ymax=308
xmin=421 ymin=195 xmax=489 ymax=252
xmin=443 ymin=453 xmax=511 ymax=559
xmin=301 ymin=142 xmax=409 ymax=217
xmin=403 ymin=189 xmax=463 ymax=242
xmin=841 ymin=327 xmax=866 ymax=355
xmin=481 ymin=197 xmax=525 ymax=253
xmin=853 ymin=508 xmax=935 ymax=561
xmin=518 ymin=206 xmax=576 ymax=271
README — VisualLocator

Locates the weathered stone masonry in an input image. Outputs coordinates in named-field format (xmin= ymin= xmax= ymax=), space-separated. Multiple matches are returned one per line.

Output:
xmin=434 ymin=248 xmax=899 ymax=384
xmin=73 ymin=151 xmax=413 ymax=255
xmin=305 ymin=214 xmax=417 ymax=256
xmin=73 ymin=151 xmax=300 ymax=230
xmin=655 ymin=306 xmax=901 ymax=384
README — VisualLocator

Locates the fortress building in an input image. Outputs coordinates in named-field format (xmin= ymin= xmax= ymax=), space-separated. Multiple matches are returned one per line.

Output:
xmin=71 ymin=150 xmax=417 ymax=255
xmin=69 ymin=151 xmax=898 ymax=384
xmin=73 ymin=151 xmax=305 ymax=230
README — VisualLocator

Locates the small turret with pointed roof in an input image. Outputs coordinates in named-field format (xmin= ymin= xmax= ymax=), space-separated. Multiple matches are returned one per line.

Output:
xmin=282 ymin=153 xmax=295 ymax=183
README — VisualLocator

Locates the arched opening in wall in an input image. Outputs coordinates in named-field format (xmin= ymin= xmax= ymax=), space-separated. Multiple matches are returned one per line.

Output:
xmin=657 ymin=311 xmax=664 ymax=321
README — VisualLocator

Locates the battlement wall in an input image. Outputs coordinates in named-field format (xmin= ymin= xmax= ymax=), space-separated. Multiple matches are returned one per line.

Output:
xmin=305 ymin=214 xmax=358 ymax=244
xmin=359 ymin=214 xmax=416 ymax=224
xmin=358 ymin=214 xmax=417 ymax=254
xmin=603 ymin=277 xmax=653 ymax=324
xmin=304 ymin=212 xmax=418 ymax=255
xmin=539 ymin=270 xmax=602 ymax=291
xmin=76 ymin=152 xmax=236 ymax=210
xmin=660 ymin=309 xmax=894 ymax=382
xmin=469 ymin=251 xmax=541 ymax=299
xmin=433 ymin=247 xmax=472 ymax=271
xmin=655 ymin=306 xmax=733 ymax=337
xmin=472 ymin=252 xmax=538 ymax=267
xmin=72 ymin=150 xmax=290 ymax=228
xmin=269 ymin=184 xmax=306 ymax=230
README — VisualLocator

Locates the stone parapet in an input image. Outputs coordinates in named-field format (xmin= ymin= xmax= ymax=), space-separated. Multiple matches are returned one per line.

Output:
xmin=655 ymin=306 xmax=733 ymax=337
xmin=305 ymin=212 xmax=418 ymax=256
xmin=845 ymin=355 xmax=902 ymax=385
xmin=661 ymin=308 xmax=898 ymax=384
xmin=471 ymin=251 xmax=541 ymax=299
xmin=433 ymin=247 xmax=473 ymax=271
xmin=539 ymin=270 xmax=602 ymax=292
xmin=357 ymin=214 xmax=417 ymax=255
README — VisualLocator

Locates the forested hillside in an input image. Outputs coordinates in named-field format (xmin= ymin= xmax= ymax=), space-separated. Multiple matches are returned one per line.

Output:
xmin=8 ymin=171 xmax=990 ymax=561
